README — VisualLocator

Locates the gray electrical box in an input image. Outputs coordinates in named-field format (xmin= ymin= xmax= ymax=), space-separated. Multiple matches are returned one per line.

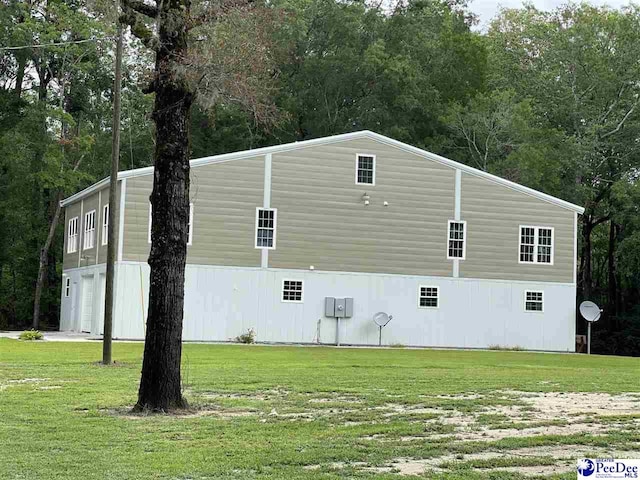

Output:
xmin=324 ymin=297 xmax=353 ymax=318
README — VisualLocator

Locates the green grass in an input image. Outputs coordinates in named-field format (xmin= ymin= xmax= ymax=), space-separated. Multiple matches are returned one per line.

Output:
xmin=0 ymin=339 xmax=639 ymax=479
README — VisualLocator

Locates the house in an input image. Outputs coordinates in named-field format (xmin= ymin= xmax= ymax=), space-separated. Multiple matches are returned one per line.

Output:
xmin=59 ymin=131 xmax=584 ymax=351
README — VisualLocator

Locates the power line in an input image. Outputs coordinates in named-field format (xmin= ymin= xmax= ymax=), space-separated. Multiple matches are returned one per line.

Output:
xmin=0 ymin=37 xmax=110 ymax=52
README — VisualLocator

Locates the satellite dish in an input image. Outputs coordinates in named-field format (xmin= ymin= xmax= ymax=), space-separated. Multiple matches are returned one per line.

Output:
xmin=373 ymin=312 xmax=392 ymax=327
xmin=580 ymin=301 xmax=602 ymax=323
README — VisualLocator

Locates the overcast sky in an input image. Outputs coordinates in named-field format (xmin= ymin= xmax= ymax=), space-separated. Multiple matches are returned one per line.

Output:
xmin=469 ymin=0 xmax=632 ymax=29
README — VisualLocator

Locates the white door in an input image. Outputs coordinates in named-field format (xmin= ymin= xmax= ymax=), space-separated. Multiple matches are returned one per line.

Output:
xmin=81 ymin=276 xmax=94 ymax=333
xmin=98 ymin=273 xmax=106 ymax=335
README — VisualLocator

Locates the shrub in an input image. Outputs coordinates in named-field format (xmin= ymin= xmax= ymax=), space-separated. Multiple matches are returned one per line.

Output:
xmin=235 ymin=327 xmax=256 ymax=344
xmin=19 ymin=329 xmax=44 ymax=341
xmin=488 ymin=344 xmax=524 ymax=351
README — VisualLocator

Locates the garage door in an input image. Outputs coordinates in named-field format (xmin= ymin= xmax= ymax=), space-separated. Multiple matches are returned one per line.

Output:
xmin=81 ymin=276 xmax=94 ymax=333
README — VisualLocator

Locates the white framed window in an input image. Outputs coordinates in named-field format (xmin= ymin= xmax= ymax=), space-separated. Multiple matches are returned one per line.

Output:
xmin=525 ymin=290 xmax=544 ymax=312
xmin=83 ymin=210 xmax=96 ymax=250
xmin=101 ymin=204 xmax=109 ymax=246
xmin=356 ymin=153 xmax=376 ymax=185
xmin=519 ymin=226 xmax=554 ymax=264
xmin=67 ymin=217 xmax=78 ymax=253
xmin=418 ymin=285 xmax=439 ymax=308
xmin=64 ymin=277 xmax=71 ymax=298
xmin=447 ymin=220 xmax=466 ymax=259
xmin=255 ymin=208 xmax=277 ymax=249
xmin=282 ymin=279 xmax=303 ymax=303
xmin=148 ymin=202 xmax=193 ymax=245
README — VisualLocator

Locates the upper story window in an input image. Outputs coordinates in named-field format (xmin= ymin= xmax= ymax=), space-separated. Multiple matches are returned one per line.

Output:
xmin=356 ymin=154 xmax=376 ymax=185
xmin=519 ymin=226 xmax=553 ymax=264
xmin=282 ymin=279 xmax=303 ymax=302
xmin=148 ymin=203 xmax=193 ymax=245
xmin=447 ymin=220 xmax=466 ymax=259
xmin=525 ymin=290 xmax=543 ymax=312
xmin=102 ymin=204 xmax=109 ymax=246
xmin=419 ymin=286 xmax=439 ymax=308
xmin=255 ymin=208 xmax=277 ymax=249
xmin=83 ymin=210 xmax=96 ymax=250
xmin=67 ymin=217 xmax=78 ymax=254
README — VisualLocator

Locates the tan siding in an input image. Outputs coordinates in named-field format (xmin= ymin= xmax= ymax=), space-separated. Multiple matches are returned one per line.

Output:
xmin=269 ymin=138 xmax=455 ymax=276
xmin=460 ymin=172 xmax=574 ymax=283
xmin=96 ymin=184 xmax=121 ymax=264
xmin=62 ymin=184 xmax=119 ymax=269
xmin=122 ymin=157 xmax=263 ymax=266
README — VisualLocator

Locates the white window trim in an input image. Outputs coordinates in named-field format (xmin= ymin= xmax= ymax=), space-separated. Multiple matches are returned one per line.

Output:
xmin=446 ymin=220 xmax=467 ymax=260
xmin=281 ymin=278 xmax=304 ymax=303
xmin=418 ymin=285 xmax=439 ymax=309
xmin=67 ymin=216 xmax=78 ymax=254
xmin=255 ymin=207 xmax=277 ymax=250
xmin=101 ymin=204 xmax=109 ymax=246
xmin=83 ymin=210 xmax=96 ymax=250
xmin=518 ymin=225 xmax=554 ymax=265
xmin=64 ymin=277 xmax=71 ymax=298
xmin=524 ymin=290 xmax=544 ymax=313
xmin=148 ymin=202 xmax=193 ymax=246
xmin=188 ymin=203 xmax=193 ymax=246
xmin=355 ymin=153 xmax=376 ymax=186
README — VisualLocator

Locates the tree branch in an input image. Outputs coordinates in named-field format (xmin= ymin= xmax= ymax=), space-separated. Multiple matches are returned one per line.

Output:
xmin=120 ymin=8 xmax=160 ymax=51
xmin=123 ymin=0 xmax=158 ymax=18
xmin=601 ymin=100 xmax=638 ymax=139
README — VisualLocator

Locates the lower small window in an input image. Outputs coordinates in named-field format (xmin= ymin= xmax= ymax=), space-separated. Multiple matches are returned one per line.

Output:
xmin=419 ymin=286 xmax=439 ymax=308
xmin=65 ymin=278 xmax=71 ymax=298
xmin=525 ymin=291 xmax=543 ymax=312
xmin=282 ymin=279 xmax=303 ymax=302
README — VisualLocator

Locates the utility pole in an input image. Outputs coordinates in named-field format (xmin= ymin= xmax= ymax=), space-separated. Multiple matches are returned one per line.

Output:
xmin=103 ymin=2 xmax=123 ymax=365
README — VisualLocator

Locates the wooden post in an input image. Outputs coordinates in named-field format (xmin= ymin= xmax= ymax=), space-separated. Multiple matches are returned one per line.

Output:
xmin=103 ymin=7 xmax=124 ymax=365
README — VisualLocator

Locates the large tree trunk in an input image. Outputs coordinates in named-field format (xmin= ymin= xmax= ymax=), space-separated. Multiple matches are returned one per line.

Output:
xmin=14 ymin=53 xmax=27 ymax=98
xmin=607 ymin=220 xmax=619 ymax=328
xmin=32 ymin=192 xmax=63 ymax=329
xmin=580 ymin=215 xmax=593 ymax=300
xmin=134 ymin=0 xmax=193 ymax=412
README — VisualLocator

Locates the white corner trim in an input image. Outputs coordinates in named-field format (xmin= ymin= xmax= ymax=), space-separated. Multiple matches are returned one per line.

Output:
xmin=188 ymin=202 xmax=194 ymax=246
xmin=573 ymin=212 xmax=578 ymax=285
xmin=78 ymin=199 xmax=84 ymax=268
xmin=261 ymin=154 xmax=273 ymax=269
xmin=95 ymin=190 xmax=101 ymax=265
xmin=454 ymin=169 xmax=461 ymax=221
xmin=452 ymin=169 xmax=462 ymax=279
xmin=117 ymin=178 xmax=126 ymax=262
xmin=60 ymin=131 xmax=585 ymax=214
xmin=263 ymin=153 xmax=272 ymax=208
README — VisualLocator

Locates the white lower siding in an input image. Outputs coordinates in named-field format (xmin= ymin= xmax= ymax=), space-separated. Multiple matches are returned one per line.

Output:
xmin=60 ymin=264 xmax=107 ymax=335
xmin=70 ymin=262 xmax=578 ymax=352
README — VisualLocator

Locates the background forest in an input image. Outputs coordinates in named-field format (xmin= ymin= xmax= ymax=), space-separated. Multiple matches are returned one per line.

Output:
xmin=1 ymin=0 xmax=640 ymax=355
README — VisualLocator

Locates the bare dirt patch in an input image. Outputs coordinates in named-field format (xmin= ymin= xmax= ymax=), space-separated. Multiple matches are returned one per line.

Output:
xmin=349 ymin=391 xmax=640 ymax=476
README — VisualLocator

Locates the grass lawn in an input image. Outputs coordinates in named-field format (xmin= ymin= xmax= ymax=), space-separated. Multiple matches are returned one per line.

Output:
xmin=1 ymin=339 xmax=639 ymax=479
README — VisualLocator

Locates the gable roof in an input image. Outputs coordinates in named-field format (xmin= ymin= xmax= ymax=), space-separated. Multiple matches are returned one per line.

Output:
xmin=61 ymin=130 xmax=585 ymax=214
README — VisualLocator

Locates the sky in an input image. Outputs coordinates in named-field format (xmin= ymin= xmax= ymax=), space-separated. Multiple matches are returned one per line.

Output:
xmin=469 ymin=0 xmax=631 ymax=29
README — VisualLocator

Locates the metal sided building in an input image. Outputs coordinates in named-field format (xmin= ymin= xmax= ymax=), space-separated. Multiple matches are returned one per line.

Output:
xmin=59 ymin=131 xmax=584 ymax=351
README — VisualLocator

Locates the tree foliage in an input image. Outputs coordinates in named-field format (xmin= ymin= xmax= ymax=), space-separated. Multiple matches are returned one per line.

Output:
xmin=1 ymin=0 xmax=640 ymax=355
